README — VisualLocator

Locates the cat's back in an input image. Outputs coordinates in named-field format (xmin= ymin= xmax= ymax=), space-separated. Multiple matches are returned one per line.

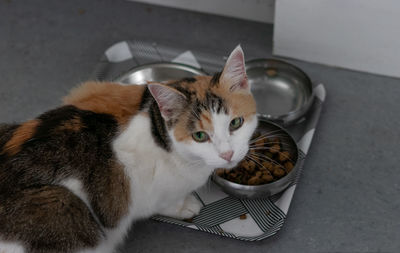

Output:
xmin=63 ymin=81 xmax=146 ymax=125
xmin=0 ymin=82 xmax=146 ymax=190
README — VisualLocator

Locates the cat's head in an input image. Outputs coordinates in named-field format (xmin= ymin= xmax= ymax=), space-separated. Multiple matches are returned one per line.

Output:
xmin=148 ymin=45 xmax=257 ymax=169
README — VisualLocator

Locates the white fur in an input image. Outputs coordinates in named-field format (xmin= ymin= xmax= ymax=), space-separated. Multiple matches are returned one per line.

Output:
xmin=113 ymin=113 xmax=210 ymax=218
xmin=60 ymin=178 xmax=91 ymax=209
xmin=71 ymin=111 xmax=256 ymax=253
xmin=59 ymin=177 xmax=104 ymax=231
xmin=80 ymin=113 xmax=211 ymax=253
xmin=172 ymin=111 xmax=258 ymax=169
xmin=158 ymin=194 xmax=202 ymax=219
xmin=102 ymin=110 xmax=255 ymax=252
xmin=0 ymin=241 xmax=25 ymax=253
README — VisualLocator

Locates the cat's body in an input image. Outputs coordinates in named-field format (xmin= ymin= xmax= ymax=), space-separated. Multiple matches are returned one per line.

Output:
xmin=0 ymin=46 xmax=257 ymax=253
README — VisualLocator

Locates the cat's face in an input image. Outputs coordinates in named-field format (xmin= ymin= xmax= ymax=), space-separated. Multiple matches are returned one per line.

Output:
xmin=149 ymin=45 xmax=257 ymax=169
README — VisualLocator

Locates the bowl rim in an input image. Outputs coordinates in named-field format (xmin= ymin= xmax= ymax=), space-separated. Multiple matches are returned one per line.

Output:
xmin=245 ymin=58 xmax=315 ymax=125
xmin=212 ymin=118 xmax=299 ymax=190
xmin=113 ymin=61 xmax=208 ymax=83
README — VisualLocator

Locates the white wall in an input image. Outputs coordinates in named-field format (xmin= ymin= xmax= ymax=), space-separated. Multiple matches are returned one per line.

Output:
xmin=129 ymin=0 xmax=275 ymax=23
xmin=273 ymin=0 xmax=400 ymax=78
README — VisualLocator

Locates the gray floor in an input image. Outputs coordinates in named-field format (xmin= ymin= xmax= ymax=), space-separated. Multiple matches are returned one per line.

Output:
xmin=1 ymin=0 xmax=400 ymax=252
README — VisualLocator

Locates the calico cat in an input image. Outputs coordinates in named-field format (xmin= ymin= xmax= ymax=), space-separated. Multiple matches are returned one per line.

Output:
xmin=0 ymin=45 xmax=257 ymax=253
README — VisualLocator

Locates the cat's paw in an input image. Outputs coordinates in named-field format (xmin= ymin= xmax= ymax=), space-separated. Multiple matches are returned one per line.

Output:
xmin=159 ymin=194 xmax=203 ymax=220
xmin=177 ymin=194 xmax=203 ymax=219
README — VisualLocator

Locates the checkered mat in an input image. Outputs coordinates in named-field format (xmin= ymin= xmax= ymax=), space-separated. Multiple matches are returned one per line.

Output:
xmin=92 ymin=40 xmax=326 ymax=241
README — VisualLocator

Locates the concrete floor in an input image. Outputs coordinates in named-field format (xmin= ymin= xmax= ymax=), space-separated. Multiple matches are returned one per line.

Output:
xmin=1 ymin=0 xmax=400 ymax=252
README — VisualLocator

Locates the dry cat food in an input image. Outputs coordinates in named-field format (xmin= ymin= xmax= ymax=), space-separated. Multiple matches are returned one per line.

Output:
xmin=216 ymin=131 xmax=294 ymax=185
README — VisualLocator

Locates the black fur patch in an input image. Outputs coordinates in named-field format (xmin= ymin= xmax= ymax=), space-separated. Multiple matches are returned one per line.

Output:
xmin=0 ymin=104 xmax=134 ymax=251
xmin=192 ymin=100 xmax=205 ymax=121
xmin=0 ymin=185 xmax=103 ymax=252
xmin=139 ymin=87 xmax=152 ymax=110
xmin=205 ymin=91 xmax=228 ymax=114
xmin=186 ymin=93 xmax=227 ymax=132
xmin=210 ymin=72 xmax=222 ymax=87
xmin=148 ymin=100 xmax=171 ymax=151
xmin=165 ymin=84 xmax=195 ymax=102
xmin=143 ymin=86 xmax=182 ymax=151
xmin=180 ymin=77 xmax=197 ymax=83
xmin=0 ymin=124 xmax=19 ymax=151
xmin=0 ymin=105 xmax=122 ymax=221
xmin=177 ymin=87 xmax=195 ymax=101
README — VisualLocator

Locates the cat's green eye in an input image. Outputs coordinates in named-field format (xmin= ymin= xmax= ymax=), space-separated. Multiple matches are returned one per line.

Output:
xmin=229 ymin=117 xmax=244 ymax=131
xmin=192 ymin=131 xmax=209 ymax=142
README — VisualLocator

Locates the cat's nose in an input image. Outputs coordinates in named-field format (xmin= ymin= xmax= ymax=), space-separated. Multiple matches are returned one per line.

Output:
xmin=219 ymin=150 xmax=234 ymax=162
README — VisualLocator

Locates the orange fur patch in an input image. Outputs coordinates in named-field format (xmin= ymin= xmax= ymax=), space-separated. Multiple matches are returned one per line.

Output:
xmin=211 ymin=77 xmax=256 ymax=120
xmin=63 ymin=82 xmax=146 ymax=126
xmin=225 ymin=92 xmax=257 ymax=121
xmin=198 ymin=111 xmax=214 ymax=132
xmin=2 ymin=120 xmax=40 ymax=156
xmin=170 ymin=75 xmax=256 ymax=143
xmin=173 ymin=111 xmax=192 ymax=142
xmin=201 ymin=112 xmax=211 ymax=124
xmin=171 ymin=77 xmax=213 ymax=142
xmin=168 ymin=76 xmax=210 ymax=100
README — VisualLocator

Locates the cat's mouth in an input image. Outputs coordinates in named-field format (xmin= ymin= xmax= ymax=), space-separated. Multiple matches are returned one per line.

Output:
xmin=223 ymin=160 xmax=240 ymax=169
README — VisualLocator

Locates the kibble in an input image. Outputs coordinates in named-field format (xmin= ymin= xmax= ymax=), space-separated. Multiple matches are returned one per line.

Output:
xmin=273 ymin=167 xmax=286 ymax=178
xmin=266 ymin=68 xmax=278 ymax=77
xmin=284 ymin=161 xmax=294 ymax=172
xmin=261 ymin=174 xmax=274 ymax=183
xmin=278 ymin=151 xmax=290 ymax=162
xmin=270 ymin=144 xmax=280 ymax=154
xmin=248 ymin=176 xmax=261 ymax=185
xmin=262 ymin=161 xmax=274 ymax=172
xmin=218 ymin=131 xmax=295 ymax=185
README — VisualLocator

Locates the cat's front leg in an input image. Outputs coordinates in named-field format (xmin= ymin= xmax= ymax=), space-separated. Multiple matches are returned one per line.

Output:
xmin=159 ymin=194 xmax=203 ymax=220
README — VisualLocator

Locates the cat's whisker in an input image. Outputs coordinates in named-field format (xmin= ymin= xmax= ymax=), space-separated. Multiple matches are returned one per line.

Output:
xmin=254 ymin=149 xmax=295 ymax=164
xmin=248 ymin=153 xmax=287 ymax=171
xmin=247 ymin=152 xmax=279 ymax=166
xmin=249 ymin=141 xmax=292 ymax=148
xmin=249 ymin=134 xmax=289 ymax=146
xmin=254 ymin=128 xmax=283 ymax=138
xmin=249 ymin=134 xmax=277 ymax=144
xmin=249 ymin=145 xmax=293 ymax=151
xmin=265 ymin=133 xmax=290 ymax=138
xmin=249 ymin=142 xmax=291 ymax=148
xmin=244 ymin=155 xmax=273 ymax=176
xmin=254 ymin=135 xmax=290 ymax=141
xmin=187 ymin=160 xmax=204 ymax=168
xmin=245 ymin=155 xmax=267 ymax=171
xmin=248 ymin=130 xmax=283 ymax=144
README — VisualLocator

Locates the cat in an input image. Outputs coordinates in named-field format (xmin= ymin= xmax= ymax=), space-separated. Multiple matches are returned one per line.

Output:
xmin=0 ymin=45 xmax=257 ymax=253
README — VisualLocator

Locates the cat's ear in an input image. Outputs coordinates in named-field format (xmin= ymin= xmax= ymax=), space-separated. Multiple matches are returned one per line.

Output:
xmin=148 ymin=84 xmax=187 ymax=120
xmin=220 ymin=45 xmax=249 ymax=92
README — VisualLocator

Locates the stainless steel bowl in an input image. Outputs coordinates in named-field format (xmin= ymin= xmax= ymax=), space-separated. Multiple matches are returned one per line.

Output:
xmin=115 ymin=62 xmax=207 ymax=84
xmin=246 ymin=59 xmax=314 ymax=125
xmin=212 ymin=118 xmax=299 ymax=199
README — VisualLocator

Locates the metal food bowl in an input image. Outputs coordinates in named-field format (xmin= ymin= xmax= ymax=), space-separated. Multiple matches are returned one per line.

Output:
xmin=115 ymin=62 xmax=206 ymax=84
xmin=212 ymin=118 xmax=299 ymax=199
xmin=246 ymin=59 xmax=314 ymax=125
